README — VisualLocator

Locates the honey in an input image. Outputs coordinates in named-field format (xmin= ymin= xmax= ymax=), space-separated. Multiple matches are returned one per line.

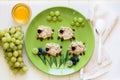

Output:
xmin=12 ymin=3 xmax=31 ymax=24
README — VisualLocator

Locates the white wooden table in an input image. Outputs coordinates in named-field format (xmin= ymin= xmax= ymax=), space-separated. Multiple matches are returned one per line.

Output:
xmin=0 ymin=1 xmax=120 ymax=80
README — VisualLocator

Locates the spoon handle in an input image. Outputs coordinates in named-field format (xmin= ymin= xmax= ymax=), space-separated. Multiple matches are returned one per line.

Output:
xmin=97 ymin=35 xmax=102 ymax=64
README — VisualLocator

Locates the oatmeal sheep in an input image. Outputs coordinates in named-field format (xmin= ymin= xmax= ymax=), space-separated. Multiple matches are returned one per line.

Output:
xmin=68 ymin=41 xmax=86 ymax=56
xmin=37 ymin=25 xmax=54 ymax=41
xmin=45 ymin=43 xmax=62 ymax=56
xmin=58 ymin=26 xmax=75 ymax=41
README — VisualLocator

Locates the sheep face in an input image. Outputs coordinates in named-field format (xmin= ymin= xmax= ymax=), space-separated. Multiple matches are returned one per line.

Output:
xmin=45 ymin=43 xmax=62 ymax=56
xmin=37 ymin=26 xmax=54 ymax=41
xmin=58 ymin=27 xmax=75 ymax=41
xmin=68 ymin=41 xmax=86 ymax=56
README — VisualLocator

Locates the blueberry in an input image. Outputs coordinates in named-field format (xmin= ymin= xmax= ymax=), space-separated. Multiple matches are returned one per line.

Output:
xmin=42 ymin=51 xmax=46 ymax=55
xmin=74 ymin=57 xmax=79 ymax=62
xmin=72 ymin=61 xmax=77 ymax=65
xmin=38 ymin=48 xmax=42 ymax=52
xmin=70 ymin=56 xmax=79 ymax=62
xmin=38 ymin=48 xmax=44 ymax=55
xmin=70 ymin=57 xmax=75 ymax=61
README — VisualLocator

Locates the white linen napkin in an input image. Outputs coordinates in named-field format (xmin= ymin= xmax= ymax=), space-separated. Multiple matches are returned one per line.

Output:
xmin=79 ymin=4 xmax=119 ymax=80
xmin=82 ymin=30 xmax=112 ymax=80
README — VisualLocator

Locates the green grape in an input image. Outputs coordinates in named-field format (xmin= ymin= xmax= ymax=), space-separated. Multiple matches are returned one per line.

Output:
xmin=47 ymin=16 xmax=52 ymax=21
xmin=20 ymin=62 xmax=24 ymax=67
xmin=10 ymin=42 xmax=15 ymax=49
xmin=32 ymin=48 xmax=38 ymax=55
xmin=2 ymin=37 xmax=7 ymax=42
xmin=17 ymin=44 xmax=22 ymax=49
xmin=78 ymin=17 xmax=83 ymax=23
xmin=75 ymin=22 xmax=80 ymax=27
xmin=81 ymin=22 xmax=85 ymax=27
xmin=14 ymin=33 xmax=19 ymax=39
xmin=20 ymin=33 xmax=24 ymax=37
xmin=13 ymin=46 xmax=17 ymax=51
xmin=0 ymin=30 xmax=4 ymax=38
xmin=4 ymin=28 xmax=9 ymax=33
xmin=11 ymin=38 xmax=16 ymax=42
xmin=7 ymin=52 xmax=12 ymax=57
xmin=10 ymin=27 xmax=16 ymax=34
xmin=22 ymin=66 xmax=28 ymax=72
xmin=12 ymin=68 xmax=19 ymax=74
xmin=7 ymin=48 xmax=12 ymax=52
xmin=5 ymin=56 xmax=10 ymax=61
xmin=16 ymin=31 xmax=21 ymax=35
xmin=8 ymin=61 xmax=14 ymax=67
xmin=18 ymin=50 xmax=22 ymax=56
xmin=55 ymin=10 xmax=60 ymax=16
xmin=71 ymin=21 xmax=75 ymax=26
xmin=52 ymin=16 xmax=57 ymax=22
xmin=73 ymin=17 xmax=77 ymax=22
xmin=15 ymin=40 xmax=21 ymax=45
xmin=14 ymin=62 xmax=20 ymax=67
xmin=57 ymin=16 xmax=62 ymax=22
xmin=4 ymin=33 xmax=10 ymax=37
xmin=6 ymin=36 xmax=12 ymax=42
xmin=16 ymin=26 xmax=22 ymax=31
xmin=13 ymin=51 xmax=19 ymax=57
xmin=17 ymin=57 xmax=23 ymax=62
xmin=3 ymin=42 xmax=9 ymax=50
xmin=18 ymin=36 xmax=23 ymax=40
xmin=19 ymin=40 xmax=23 ymax=44
xmin=66 ymin=60 xmax=73 ymax=67
xmin=49 ymin=11 xmax=54 ymax=16
xmin=4 ymin=53 xmax=8 ymax=57
xmin=10 ymin=57 xmax=16 ymax=62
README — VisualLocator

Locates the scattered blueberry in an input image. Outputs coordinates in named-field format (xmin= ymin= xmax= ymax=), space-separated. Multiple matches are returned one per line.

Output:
xmin=38 ymin=48 xmax=44 ymax=55
xmin=70 ymin=56 xmax=79 ymax=65
xmin=74 ymin=57 xmax=79 ymax=62
xmin=70 ymin=57 xmax=75 ymax=62
xmin=72 ymin=61 xmax=77 ymax=65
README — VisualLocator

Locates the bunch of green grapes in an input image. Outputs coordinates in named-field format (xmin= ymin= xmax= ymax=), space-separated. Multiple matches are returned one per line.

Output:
xmin=71 ymin=17 xmax=84 ymax=27
xmin=0 ymin=26 xmax=28 ymax=74
xmin=47 ymin=10 xmax=62 ymax=22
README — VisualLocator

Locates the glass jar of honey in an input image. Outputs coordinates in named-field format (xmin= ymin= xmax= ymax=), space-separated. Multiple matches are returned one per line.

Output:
xmin=12 ymin=3 xmax=31 ymax=24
